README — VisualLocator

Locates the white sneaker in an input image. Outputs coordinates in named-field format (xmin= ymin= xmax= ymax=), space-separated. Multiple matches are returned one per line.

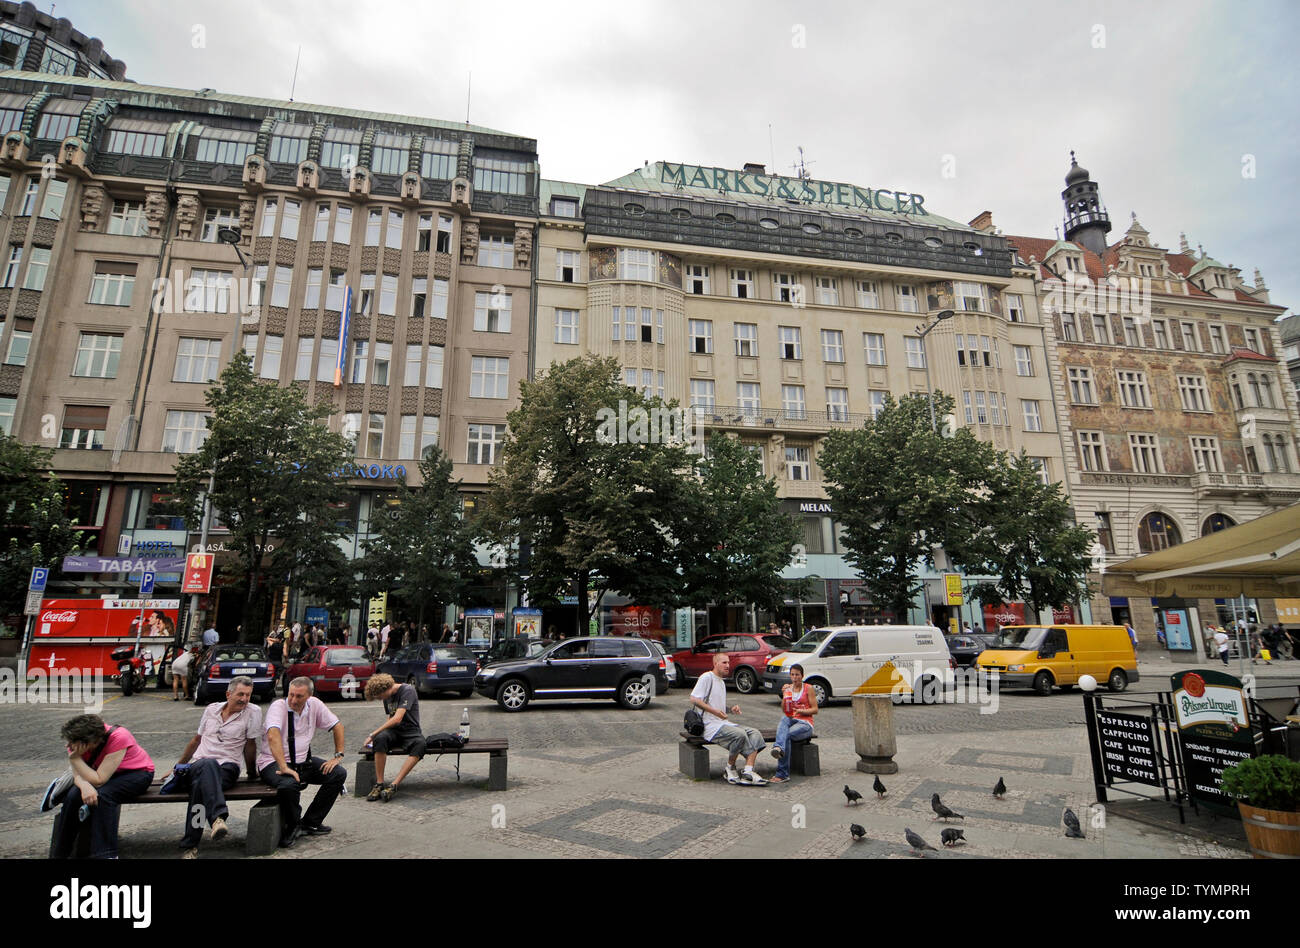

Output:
xmin=741 ymin=769 xmax=767 ymax=786
xmin=724 ymin=766 xmax=740 ymax=784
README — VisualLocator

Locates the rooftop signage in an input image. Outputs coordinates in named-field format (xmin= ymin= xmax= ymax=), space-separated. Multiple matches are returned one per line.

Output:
xmin=660 ymin=162 xmax=928 ymax=216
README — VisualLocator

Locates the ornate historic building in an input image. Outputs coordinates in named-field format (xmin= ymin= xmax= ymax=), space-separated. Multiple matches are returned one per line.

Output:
xmin=0 ymin=71 xmax=537 ymax=634
xmin=0 ymin=1 xmax=126 ymax=80
xmin=1003 ymin=156 xmax=1297 ymax=653
xmin=536 ymin=161 xmax=1068 ymax=637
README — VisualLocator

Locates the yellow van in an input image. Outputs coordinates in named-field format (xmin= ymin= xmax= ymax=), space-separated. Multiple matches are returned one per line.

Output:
xmin=975 ymin=625 xmax=1139 ymax=695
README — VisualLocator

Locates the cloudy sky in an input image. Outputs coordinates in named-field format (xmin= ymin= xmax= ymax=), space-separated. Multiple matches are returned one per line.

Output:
xmin=51 ymin=0 xmax=1300 ymax=315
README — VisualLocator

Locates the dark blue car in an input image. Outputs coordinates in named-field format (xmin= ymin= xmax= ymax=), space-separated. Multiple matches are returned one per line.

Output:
xmin=378 ymin=643 xmax=477 ymax=697
xmin=194 ymin=644 xmax=277 ymax=704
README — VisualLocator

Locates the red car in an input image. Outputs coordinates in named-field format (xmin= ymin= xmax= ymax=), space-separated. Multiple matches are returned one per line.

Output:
xmin=282 ymin=645 xmax=374 ymax=699
xmin=670 ymin=632 xmax=793 ymax=694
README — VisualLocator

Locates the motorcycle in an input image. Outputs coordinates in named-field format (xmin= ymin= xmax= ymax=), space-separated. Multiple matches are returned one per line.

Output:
xmin=110 ymin=644 xmax=154 ymax=696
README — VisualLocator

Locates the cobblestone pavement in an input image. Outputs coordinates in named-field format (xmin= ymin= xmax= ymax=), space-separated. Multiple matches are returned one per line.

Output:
xmin=0 ymin=668 xmax=1285 ymax=859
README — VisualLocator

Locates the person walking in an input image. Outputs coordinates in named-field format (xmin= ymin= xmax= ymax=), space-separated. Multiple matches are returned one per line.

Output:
xmin=1213 ymin=627 xmax=1231 ymax=666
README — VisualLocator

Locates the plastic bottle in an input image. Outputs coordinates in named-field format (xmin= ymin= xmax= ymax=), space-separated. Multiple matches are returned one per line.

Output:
xmin=458 ymin=707 xmax=470 ymax=742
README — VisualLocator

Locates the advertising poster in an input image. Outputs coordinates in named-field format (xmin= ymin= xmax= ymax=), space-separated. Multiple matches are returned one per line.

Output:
xmin=512 ymin=608 xmax=542 ymax=639
xmin=1162 ymin=609 xmax=1193 ymax=651
xmin=983 ymin=601 xmax=1026 ymax=631
xmin=28 ymin=599 xmax=181 ymax=677
xmin=1169 ymin=669 xmax=1256 ymax=810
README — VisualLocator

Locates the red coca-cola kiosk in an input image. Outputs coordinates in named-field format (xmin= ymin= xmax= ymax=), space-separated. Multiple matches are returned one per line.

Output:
xmin=27 ymin=598 xmax=180 ymax=678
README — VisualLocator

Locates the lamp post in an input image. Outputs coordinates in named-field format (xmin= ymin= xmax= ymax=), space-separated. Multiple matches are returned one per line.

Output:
xmin=916 ymin=309 xmax=955 ymax=432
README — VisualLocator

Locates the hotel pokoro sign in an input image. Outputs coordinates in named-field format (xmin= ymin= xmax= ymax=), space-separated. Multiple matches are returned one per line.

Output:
xmin=660 ymin=162 xmax=928 ymax=216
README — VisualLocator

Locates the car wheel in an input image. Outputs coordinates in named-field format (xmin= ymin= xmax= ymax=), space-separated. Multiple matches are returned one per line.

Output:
xmin=496 ymin=679 xmax=529 ymax=712
xmin=618 ymin=676 xmax=653 ymax=710
xmin=733 ymin=667 xmax=758 ymax=694
xmin=1032 ymin=671 xmax=1054 ymax=696
xmin=1107 ymin=669 xmax=1128 ymax=693
xmin=808 ymin=678 xmax=830 ymax=706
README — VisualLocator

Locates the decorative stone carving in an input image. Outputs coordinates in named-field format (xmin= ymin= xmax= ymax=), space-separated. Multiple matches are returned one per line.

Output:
xmin=238 ymin=199 xmax=256 ymax=243
xmin=450 ymin=176 xmax=471 ymax=214
xmin=400 ymin=171 xmax=421 ymax=205
xmin=1 ymin=131 xmax=29 ymax=166
xmin=79 ymin=184 xmax=107 ymax=231
xmin=175 ymin=191 xmax=200 ymax=239
xmin=144 ymin=190 xmax=168 ymax=237
xmin=514 ymin=224 xmax=533 ymax=269
xmin=242 ymin=154 xmax=266 ymax=191
xmin=58 ymin=137 xmax=89 ymax=175
xmin=297 ymin=160 xmax=319 ymax=194
xmin=348 ymin=167 xmax=371 ymax=199
xmin=460 ymin=220 xmax=479 ymax=264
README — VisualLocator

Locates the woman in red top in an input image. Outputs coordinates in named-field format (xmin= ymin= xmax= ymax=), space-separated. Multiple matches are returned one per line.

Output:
xmin=52 ymin=714 xmax=155 ymax=859
xmin=770 ymin=663 xmax=817 ymax=783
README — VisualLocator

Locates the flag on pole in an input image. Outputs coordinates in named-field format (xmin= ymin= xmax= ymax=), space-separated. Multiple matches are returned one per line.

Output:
xmin=334 ymin=285 xmax=352 ymax=387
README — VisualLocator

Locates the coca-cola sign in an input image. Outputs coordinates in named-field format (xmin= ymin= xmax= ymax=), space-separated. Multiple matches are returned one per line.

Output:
xmin=39 ymin=610 xmax=79 ymax=634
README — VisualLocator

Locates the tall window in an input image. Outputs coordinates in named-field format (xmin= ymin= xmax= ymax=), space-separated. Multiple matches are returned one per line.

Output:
xmin=478 ymin=234 xmax=515 ymax=268
xmin=260 ymin=335 xmax=283 ymax=380
xmin=73 ymin=333 xmax=122 ymax=378
xmin=1117 ymin=370 xmax=1151 ymax=408
xmin=468 ymin=424 xmax=506 ymax=464
xmin=378 ymin=273 xmax=398 ymax=316
xmin=332 ymin=205 xmax=352 ymax=244
xmin=1021 ymin=399 xmax=1042 ymax=432
xmin=173 ymin=337 xmax=222 ymax=383
xmin=730 ymin=269 xmax=754 ymax=299
xmin=363 ymin=413 xmax=385 ymax=458
xmin=855 ymin=280 xmax=879 ymax=308
xmin=895 ymin=285 xmax=918 ymax=313
xmin=556 ymin=250 xmax=580 ymax=282
xmin=1190 ymin=436 xmax=1222 ymax=473
xmin=1177 ymin=375 xmax=1210 ymax=412
xmin=1128 ymin=433 xmax=1163 ymax=473
xmin=1077 ymin=431 xmax=1106 ymax=471
xmin=162 ymin=411 xmax=210 ymax=454
xmin=5 ymin=329 xmax=30 ymax=365
xmin=868 ymin=390 xmax=886 ymax=419
xmin=316 ymin=339 xmax=339 ymax=383
xmin=826 ymin=388 xmax=848 ymax=421
xmin=905 ymin=336 xmax=926 ymax=369
xmin=863 ymin=333 xmax=886 ymax=366
xmin=1091 ymin=314 xmax=1111 ymax=345
xmin=1095 ymin=512 xmax=1115 ymax=553
xmin=821 ymin=329 xmax=845 ymax=363
xmin=279 ymin=199 xmax=300 ymax=240
xmin=1180 ymin=321 xmax=1200 ymax=352
xmin=1153 ymin=320 xmax=1170 ymax=349
xmin=686 ymin=264 xmax=710 ymax=294
xmin=773 ymin=272 xmax=796 ymax=303
xmin=1067 ymin=367 xmax=1095 ymax=403
xmin=955 ymin=282 xmax=985 ymax=311
xmin=1014 ymin=345 xmax=1034 ymax=376
xmin=1006 ymin=294 xmax=1024 ymax=323
xmin=1137 ymin=512 xmax=1181 ymax=552
xmin=260 ymin=197 xmax=279 ymax=237
xmin=365 ymin=209 xmax=382 ymax=246
xmin=436 ymin=215 xmax=453 ymax=254
xmin=782 ymin=385 xmax=806 ymax=420
xmin=690 ymin=380 xmax=715 ymax=414
xmin=737 ymin=382 xmax=761 ymax=415
xmin=735 ymin=323 xmax=758 ymax=357
xmin=779 ymin=326 xmax=801 ymax=359
xmin=385 ymin=209 xmax=404 ymax=249
xmin=107 ymin=201 xmax=147 ymax=236
xmin=1244 ymin=327 xmax=1263 ymax=353
xmin=1208 ymin=324 xmax=1226 ymax=354
xmin=814 ymin=276 xmax=839 ymax=306
xmin=0 ymin=395 xmax=13 ymax=436
xmin=88 ymin=262 xmax=136 ymax=306
xmin=474 ymin=292 xmax=512 ymax=332
xmin=1263 ymin=434 xmax=1292 ymax=472
xmin=689 ymin=319 xmax=713 ymax=354
xmin=554 ymin=309 xmax=579 ymax=344
xmin=1123 ymin=317 xmax=1143 ymax=347
xmin=200 ymin=207 xmax=240 ymax=242
xmin=303 ymin=268 xmax=323 ymax=309
xmin=403 ymin=344 xmax=443 ymax=388
xmin=21 ymin=247 xmax=50 ymax=290
xmin=295 ymin=337 xmax=315 ymax=381
xmin=786 ymin=446 xmax=811 ymax=481
xmin=617 ymin=249 xmax=654 ymax=281
xmin=470 ymin=356 xmax=509 ymax=398
xmin=1060 ymin=312 xmax=1078 ymax=341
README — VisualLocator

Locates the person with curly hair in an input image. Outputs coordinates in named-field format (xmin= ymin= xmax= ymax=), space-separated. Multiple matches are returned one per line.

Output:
xmin=52 ymin=714 xmax=155 ymax=859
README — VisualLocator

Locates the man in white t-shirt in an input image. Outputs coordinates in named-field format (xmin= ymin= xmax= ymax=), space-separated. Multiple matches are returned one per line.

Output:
xmin=690 ymin=653 xmax=767 ymax=785
xmin=1213 ymin=628 xmax=1231 ymax=665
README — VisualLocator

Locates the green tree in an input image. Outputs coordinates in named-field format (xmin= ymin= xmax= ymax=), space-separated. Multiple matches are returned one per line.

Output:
xmin=963 ymin=451 xmax=1096 ymax=618
xmin=0 ymin=436 xmax=83 ymax=619
xmin=818 ymin=392 xmax=1002 ymax=619
xmin=679 ymin=432 xmax=803 ymax=611
xmin=171 ymin=355 xmax=353 ymax=640
xmin=477 ymin=355 xmax=700 ymax=637
xmin=357 ymin=446 xmax=478 ymax=632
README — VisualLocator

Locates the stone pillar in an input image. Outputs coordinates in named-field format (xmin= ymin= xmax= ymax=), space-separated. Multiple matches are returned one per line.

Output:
xmin=852 ymin=694 xmax=898 ymax=774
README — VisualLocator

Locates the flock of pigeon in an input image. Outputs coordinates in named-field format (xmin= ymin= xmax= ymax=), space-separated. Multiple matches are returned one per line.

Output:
xmin=843 ymin=774 xmax=1086 ymax=855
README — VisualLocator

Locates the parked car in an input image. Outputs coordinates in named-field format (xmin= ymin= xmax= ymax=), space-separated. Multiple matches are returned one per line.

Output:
xmin=622 ymin=636 xmax=676 ymax=691
xmin=946 ymin=633 xmax=997 ymax=669
xmin=762 ymin=625 xmax=954 ymax=705
xmin=379 ymin=643 xmax=478 ymax=697
xmin=282 ymin=645 xmax=374 ymax=699
xmin=480 ymin=636 xmax=547 ymax=667
xmin=193 ymin=644 xmax=277 ymax=704
xmin=669 ymin=633 xmax=792 ymax=694
xmin=474 ymin=636 xmax=669 ymax=712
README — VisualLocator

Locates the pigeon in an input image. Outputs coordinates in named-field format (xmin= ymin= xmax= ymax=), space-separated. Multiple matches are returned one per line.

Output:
xmin=904 ymin=828 xmax=937 ymax=854
xmin=1063 ymin=807 xmax=1085 ymax=838
xmin=931 ymin=793 xmax=964 ymax=820
xmin=873 ymin=775 xmax=887 ymax=798
xmin=941 ymin=827 xmax=966 ymax=847
xmin=850 ymin=823 xmax=866 ymax=841
xmin=843 ymin=785 xmax=863 ymax=806
xmin=993 ymin=777 xmax=1006 ymax=799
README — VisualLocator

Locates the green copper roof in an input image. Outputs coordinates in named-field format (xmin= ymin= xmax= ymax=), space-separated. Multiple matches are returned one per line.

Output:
xmin=1043 ymin=239 xmax=1084 ymax=258
xmin=597 ymin=160 xmax=971 ymax=231
xmin=1187 ymin=254 xmax=1228 ymax=279
xmin=540 ymin=179 xmax=588 ymax=208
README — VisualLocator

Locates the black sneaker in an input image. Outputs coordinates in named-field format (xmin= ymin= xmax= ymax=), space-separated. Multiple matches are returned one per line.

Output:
xmin=301 ymin=823 xmax=332 ymax=836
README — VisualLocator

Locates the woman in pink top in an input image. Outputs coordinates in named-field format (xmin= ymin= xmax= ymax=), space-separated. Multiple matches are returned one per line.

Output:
xmin=52 ymin=714 xmax=155 ymax=859
xmin=770 ymin=663 xmax=817 ymax=783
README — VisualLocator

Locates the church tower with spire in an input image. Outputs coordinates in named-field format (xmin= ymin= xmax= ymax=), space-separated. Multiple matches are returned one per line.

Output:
xmin=1061 ymin=151 xmax=1111 ymax=257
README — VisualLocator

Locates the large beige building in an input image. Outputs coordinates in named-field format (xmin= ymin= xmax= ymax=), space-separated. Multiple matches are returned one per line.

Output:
xmin=536 ymin=162 xmax=1070 ymax=637
xmin=0 ymin=71 xmax=538 ymax=633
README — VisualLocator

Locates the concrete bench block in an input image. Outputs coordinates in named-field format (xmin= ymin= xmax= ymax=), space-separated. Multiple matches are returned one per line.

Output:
xmin=488 ymin=753 xmax=508 ymax=791
xmin=245 ymin=799 xmax=281 ymax=857
xmin=679 ymin=741 xmax=711 ymax=780
xmin=355 ymin=759 xmax=377 ymax=798
xmin=791 ymin=740 xmax=820 ymax=776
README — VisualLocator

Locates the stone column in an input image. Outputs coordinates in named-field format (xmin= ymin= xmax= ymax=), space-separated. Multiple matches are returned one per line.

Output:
xmin=852 ymin=694 xmax=898 ymax=774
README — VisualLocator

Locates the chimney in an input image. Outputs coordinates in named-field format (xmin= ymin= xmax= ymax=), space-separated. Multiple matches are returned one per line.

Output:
xmin=968 ymin=210 xmax=995 ymax=233
xmin=742 ymin=162 xmax=766 ymax=175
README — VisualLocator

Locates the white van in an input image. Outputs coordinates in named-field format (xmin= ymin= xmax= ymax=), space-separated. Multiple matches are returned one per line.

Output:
xmin=760 ymin=625 xmax=955 ymax=705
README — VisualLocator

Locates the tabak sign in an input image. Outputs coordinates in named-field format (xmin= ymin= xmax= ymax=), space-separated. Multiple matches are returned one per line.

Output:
xmin=1170 ymin=670 xmax=1249 ymax=738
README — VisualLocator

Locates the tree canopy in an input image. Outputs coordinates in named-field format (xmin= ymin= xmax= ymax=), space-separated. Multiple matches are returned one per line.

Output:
xmin=0 ymin=436 xmax=82 ymax=620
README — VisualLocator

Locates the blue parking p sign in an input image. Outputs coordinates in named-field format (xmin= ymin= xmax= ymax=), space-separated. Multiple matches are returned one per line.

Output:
xmin=139 ymin=571 xmax=156 ymax=596
xmin=29 ymin=567 xmax=48 ymax=592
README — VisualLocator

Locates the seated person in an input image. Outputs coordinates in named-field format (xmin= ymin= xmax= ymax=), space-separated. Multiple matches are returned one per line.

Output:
xmin=363 ymin=673 xmax=425 ymax=802
xmin=768 ymin=663 xmax=817 ymax=783
xmin=52 ymin=714 xmax=155 ymax=859
xmin=689 ymin=653 xmax=767 ymax=785
xmin=257 ymin=678 xmax=346 ymax=848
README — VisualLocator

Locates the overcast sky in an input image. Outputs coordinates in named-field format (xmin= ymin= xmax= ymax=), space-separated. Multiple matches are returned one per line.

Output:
xmin=49 ymin=0 xmax=1300 ymax=316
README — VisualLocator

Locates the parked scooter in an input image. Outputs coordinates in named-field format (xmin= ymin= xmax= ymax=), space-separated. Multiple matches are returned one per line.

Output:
xmin=110 ymin=644 xmax=154 ymax=696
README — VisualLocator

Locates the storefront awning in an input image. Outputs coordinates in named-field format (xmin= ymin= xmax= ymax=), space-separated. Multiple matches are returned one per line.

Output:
xmin=1104 ymin=503 xmax=1300 ymax=599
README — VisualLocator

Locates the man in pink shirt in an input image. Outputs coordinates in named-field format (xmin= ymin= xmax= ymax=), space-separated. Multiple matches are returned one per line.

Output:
xmin=171 ymin=676 xmax=261 ymax=858
xmin=258 ymin=677 xmax=347 ymax=848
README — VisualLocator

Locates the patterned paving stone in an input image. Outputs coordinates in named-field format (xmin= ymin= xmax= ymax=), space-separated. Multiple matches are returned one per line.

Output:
xmin=946 ymin=746 xmax=1075 ymax=775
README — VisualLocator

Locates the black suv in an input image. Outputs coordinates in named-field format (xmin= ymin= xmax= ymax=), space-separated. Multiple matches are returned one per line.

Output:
xmin=474 ymin=636 xmax=668 ymax=712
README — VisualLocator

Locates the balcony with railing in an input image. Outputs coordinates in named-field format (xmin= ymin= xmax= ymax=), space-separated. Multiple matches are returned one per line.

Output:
xmin=1192 ymin=469 xmax=1300 ymax=498
xmin=693 ymin=405 xmax=871 ymax=433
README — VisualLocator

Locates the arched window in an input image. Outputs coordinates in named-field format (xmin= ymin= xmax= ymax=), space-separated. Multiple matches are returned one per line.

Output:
xmin=1201 ymin=513 xmax=1236 ymax=536
xmin=1138 ymin=512 xmax=1182 ymax=553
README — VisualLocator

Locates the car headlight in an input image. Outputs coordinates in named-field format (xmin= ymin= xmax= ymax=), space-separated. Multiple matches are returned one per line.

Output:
xmin=478 ymin=668 xmax=496 ymax=678
xmin=1008 ymin=664 xmax=1024 ymax=672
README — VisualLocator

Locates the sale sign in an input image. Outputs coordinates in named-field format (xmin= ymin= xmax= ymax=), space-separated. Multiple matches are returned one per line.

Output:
xmin=181 ymin=552 xmax=214 ymax=593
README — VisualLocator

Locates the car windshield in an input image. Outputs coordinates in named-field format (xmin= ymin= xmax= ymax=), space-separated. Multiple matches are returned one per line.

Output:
xmin=786 ymin=628 xmax=835 ymax=653
xmin=993 ymin=626 xmax=1046 ymax=650
xmin=215 ymin=648 xmax=265 ymax=662
xmin=325 ymin=647 xmax=368 ymax=666
xmin=435 ymin=647 xmax=475 ymax=661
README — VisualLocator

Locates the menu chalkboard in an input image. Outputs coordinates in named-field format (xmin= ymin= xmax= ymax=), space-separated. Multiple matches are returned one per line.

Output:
xmin=1096 ymin=709 xmax=1161 ymax=787
xmin=1180 ymin=735 xmax=1255 ymax=806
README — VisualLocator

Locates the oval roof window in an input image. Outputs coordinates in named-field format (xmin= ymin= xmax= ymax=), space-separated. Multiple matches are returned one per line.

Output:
xmin=624 ymin=202 xmax=645 ymax=217
xmin=759 ymin=217 xmax=779 ymax=230
xmin=802 ymin=222 xmax=822 ymax=235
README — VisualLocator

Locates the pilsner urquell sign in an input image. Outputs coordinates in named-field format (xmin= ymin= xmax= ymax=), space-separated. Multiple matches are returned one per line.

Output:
xmin=1169 ymin=669 xmax=1256 ymax=810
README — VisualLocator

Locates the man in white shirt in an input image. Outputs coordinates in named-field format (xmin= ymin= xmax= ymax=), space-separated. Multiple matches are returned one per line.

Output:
xmin=172 ymin=676 xmax=261 ymax=858
xmin=258 ymin=677 xmax=347 ymax=848
xmin=690 ymin=653 xmax=767 ymax=785
xmin=380 ymin=621 xmax=392 ymax=656
xmin=1214 ymin=628 xmax=1231 ymax=665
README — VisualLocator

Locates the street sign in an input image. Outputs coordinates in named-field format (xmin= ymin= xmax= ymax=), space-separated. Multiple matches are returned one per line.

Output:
xmin=139 ymin=571 xmax=156 ymax=596
xmin=944 ymin=573 xmax=964 ymax=606
xmin=181 ymin=553 xmax=214 ymax=593
xmin=29 ymin=567 xmax=48 ymax=592
xmin=24 ymin=590 xmax=42 ymax=615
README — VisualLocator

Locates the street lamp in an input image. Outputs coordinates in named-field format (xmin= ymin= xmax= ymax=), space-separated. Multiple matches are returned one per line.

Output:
xmin=916 ymin=309 xmax=955 ymax=432
xmin=216 ymin=225 xmax=250 ymax=269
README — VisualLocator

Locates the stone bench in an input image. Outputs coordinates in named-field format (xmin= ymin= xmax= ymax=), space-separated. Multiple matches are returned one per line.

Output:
xmin=678 ymin=728 xmax=819 ymax=780
xmin=49 ymin=777 xmax=282 ymax=857
xmin=355 ymin=738 xmax=509 ymax=795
